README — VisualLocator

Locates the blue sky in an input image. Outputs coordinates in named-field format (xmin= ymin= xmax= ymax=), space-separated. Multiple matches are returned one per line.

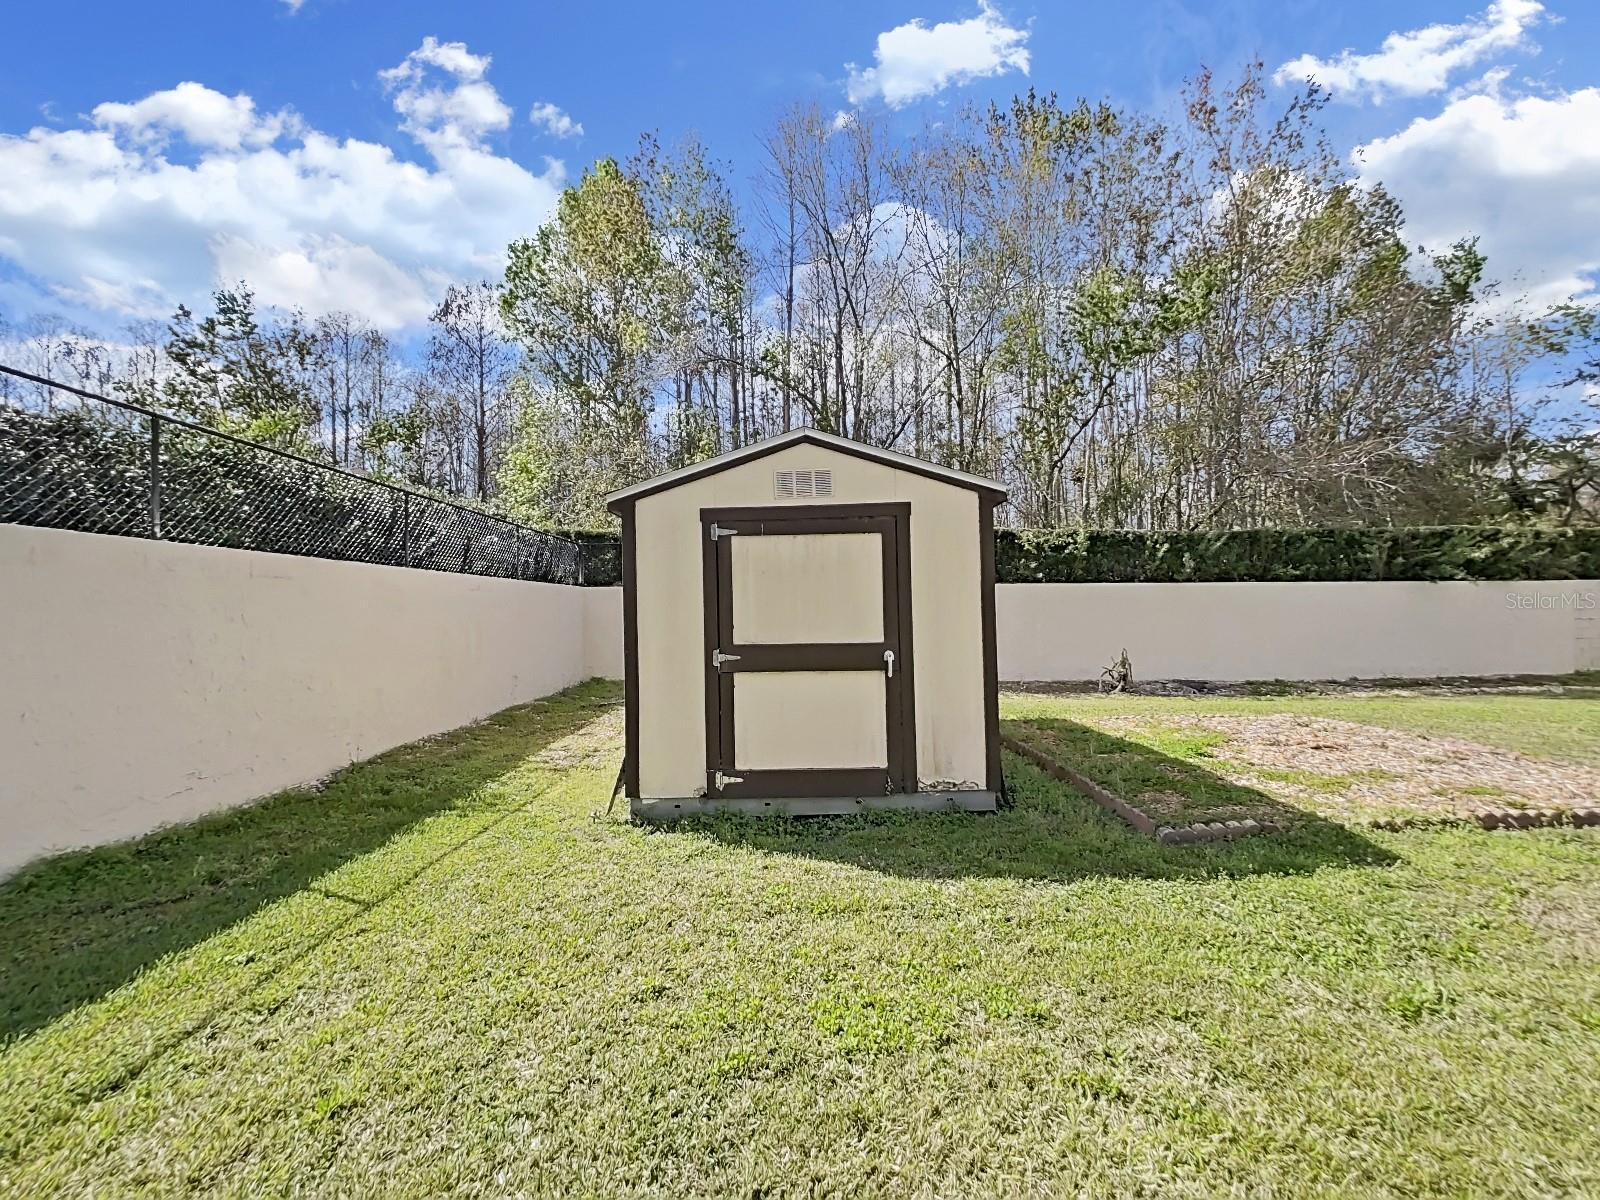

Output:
xmin=1 ymin=0 xmax=1596 ymax=337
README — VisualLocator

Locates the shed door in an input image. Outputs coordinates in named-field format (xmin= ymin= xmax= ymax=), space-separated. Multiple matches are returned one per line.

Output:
xmin=702 ymin=504 xmax=915 ymax=799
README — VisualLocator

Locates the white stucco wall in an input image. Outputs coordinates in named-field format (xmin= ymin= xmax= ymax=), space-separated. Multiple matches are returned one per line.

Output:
xmin=6 ymin=518 xmax=1594 ymax=877
xmin=582 ymin=586 xmax=625 ymax=680
xmin=579 ymin=579 xmax=1600 ymax=682
xmin=999 ymin=581 xmax=1600 ymax=680
xmin=0 ymin=524 xmax=595 ymax=877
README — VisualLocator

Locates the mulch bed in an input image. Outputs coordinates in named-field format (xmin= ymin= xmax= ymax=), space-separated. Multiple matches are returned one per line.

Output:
xmin=1091 ymin=713 xmax=1600 ymax=825
xmin=1001 ymin=725 xmax=1600 ymax=843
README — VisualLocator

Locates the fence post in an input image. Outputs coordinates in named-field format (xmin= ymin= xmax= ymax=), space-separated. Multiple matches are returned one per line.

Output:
xmin=148 ymin=415 xmax=163 ymax=539
xmin=401 ymin=491 xmax=411 ymax=567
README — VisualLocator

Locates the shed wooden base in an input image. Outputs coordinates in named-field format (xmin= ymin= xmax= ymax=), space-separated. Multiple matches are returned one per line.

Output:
xmin=631 ymin=790 xmax=999 ymax=821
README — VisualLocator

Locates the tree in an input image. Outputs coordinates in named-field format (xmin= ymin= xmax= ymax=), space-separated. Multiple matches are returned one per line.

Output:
xmin=312 ymin=311 xmax=392 ymax=470
xmin=635 ymin=133 xmax=758 ymax=455
xmin=427 ymin=282 xmax=516 ymax=500
xmin=19 ymin=63 xmax=1586 ymax=536
xmin=500 ymin=157 xmax=685 ymax=523
xmin=130 ymin=286 xmax=321 ymax=447
xmin=757 ymin=105 xmax=913 ymax=440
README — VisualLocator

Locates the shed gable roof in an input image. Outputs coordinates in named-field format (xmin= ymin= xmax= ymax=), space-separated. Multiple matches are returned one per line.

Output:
xmin=604 ymin=428 xmax=1007 ymax=512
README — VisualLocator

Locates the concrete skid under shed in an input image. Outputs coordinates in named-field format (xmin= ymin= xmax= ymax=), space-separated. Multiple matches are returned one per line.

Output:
xmin=631 ymin=790 xmax=999 ymax=820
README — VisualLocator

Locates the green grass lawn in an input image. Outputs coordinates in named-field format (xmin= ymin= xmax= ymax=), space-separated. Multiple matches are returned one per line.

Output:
xmin=3 ymin=680 xmax=1599 ymax=1196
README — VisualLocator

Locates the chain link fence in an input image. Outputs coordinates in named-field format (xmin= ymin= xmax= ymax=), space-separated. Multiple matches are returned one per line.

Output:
xmin=0 ymin=365 xmax=591 ymax=585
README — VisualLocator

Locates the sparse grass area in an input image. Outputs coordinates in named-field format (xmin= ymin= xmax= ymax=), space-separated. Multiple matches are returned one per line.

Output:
xmin=1005 ymin=686 xmax=1600 ymax=824
xmin=1452 ymin=782 xmax=1511 ymax=798
xmin=1006 ymin=683 xmax=1600 ymax=766
xmin=1297 ymin=692 xmax=1600 ymax=765
xmin=3 ymin=680 xmax=1599 ymax=1196
xmin=1243 ymin=764 xmax=1401 ymax=793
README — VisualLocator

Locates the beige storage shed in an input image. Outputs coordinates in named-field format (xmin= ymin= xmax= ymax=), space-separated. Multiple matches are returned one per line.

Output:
xmin=605 ymin=429 xmax=1007 ymax=819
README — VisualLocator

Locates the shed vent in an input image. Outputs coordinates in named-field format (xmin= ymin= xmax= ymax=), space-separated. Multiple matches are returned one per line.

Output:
xmin=774 ymin=468 xmax=833 ymax=499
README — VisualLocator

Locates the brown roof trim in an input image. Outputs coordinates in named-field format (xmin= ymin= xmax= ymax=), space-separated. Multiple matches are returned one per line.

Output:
xmin=605 ymin=430 xmax=1006 ymax=513
xmin=620 ymin=505 xmax=640 ymax=799
xmin=979 ymin=493 xmax=1002 ymax=795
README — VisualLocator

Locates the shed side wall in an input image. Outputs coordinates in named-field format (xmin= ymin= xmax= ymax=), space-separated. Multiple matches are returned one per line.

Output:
xmin=632 ymin=443 xmax=985 ymax=798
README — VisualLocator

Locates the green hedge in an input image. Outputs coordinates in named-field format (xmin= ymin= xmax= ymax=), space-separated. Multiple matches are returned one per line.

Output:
xmin=994 ymin=527 xmax=1600 ymax=583
xmin=562 ymin=525 xmax=1600 ymax=585
xmin=544 ymin=528 xmax=624 ymax=586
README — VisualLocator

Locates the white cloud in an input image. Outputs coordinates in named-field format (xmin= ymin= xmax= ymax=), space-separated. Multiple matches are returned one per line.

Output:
xmin=528 ymin=101 xmax=583 ymax=139
xmin=1357 ymin=88 xmax=1600 ymax=305
xmin=211 ymin=235 xmax=452 ymax=330
xmin=50 ymin=276 xmax=171 ymax=320
xmin=91 ymin=81 xmax=297 ymax=150
xmin=380 ymin=36 xmax=490 ymax=83
xmin=279 ymin=0 xmax=307 ymax=12
xmin=845 ymin=2 xmax=1029 ymax=109
xmin=1277 ymin=2 xmax=1596 ymax=306
xmin=0 ymin=39 xmax=567 ymax=332
xmin=1448 ymin=64 xmax=1514 ymax=102
xmin=1273 ymin=0 xmax=1546 ymax=104
xmin=380 ymin=37 xmax=511 ymax=155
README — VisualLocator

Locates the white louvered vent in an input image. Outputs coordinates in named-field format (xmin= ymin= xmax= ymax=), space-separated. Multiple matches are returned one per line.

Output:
xmin=774 ymin=468 xmax=833 ymax=499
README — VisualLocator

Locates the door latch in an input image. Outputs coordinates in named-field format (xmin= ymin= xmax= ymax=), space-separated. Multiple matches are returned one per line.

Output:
xmin=712 ymin=649 xmax=742 ymax=669
xmin=709 ymin=523 xmax=738 ymax=540
xmin=883 ymin=649 xmax=895 ymax=678
xmin=714 ymin=771 xmax=744 ymax=788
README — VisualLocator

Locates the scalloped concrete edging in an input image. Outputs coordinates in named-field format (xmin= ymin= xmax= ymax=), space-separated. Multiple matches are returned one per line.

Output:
xmin=999 ymin=732 xmax=1281 ymax=845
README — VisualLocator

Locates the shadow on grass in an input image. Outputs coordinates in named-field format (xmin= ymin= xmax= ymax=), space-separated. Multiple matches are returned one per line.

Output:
xmin=674 ymin=718 xmax=1395 ymax=883
xmin=0 ymin=680 xmax=621 ymax=1045
xmin=1007 ymin=716 xmax=1316 ymax=829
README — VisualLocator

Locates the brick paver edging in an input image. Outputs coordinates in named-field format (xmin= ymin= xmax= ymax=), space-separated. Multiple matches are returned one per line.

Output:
xmin=1368 ymin=809 xmax=1600 ymax=832
xmin=999 ymin=733 xmax=1280 ymax=845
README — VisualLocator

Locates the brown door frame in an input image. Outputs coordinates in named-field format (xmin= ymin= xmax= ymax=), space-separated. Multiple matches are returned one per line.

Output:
xmin=701 ymin=502 xmax=916 ymax=799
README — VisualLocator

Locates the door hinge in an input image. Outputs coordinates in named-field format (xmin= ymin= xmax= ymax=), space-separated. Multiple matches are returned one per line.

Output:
xmin=712 ymin=649 xmax=741 ymax=669
xmin=714 ymin=771 xmax=745 ymax=788
xmin=709 ymin=523 xmax=738 ymax=540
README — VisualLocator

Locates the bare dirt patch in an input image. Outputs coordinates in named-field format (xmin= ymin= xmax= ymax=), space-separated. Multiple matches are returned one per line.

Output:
xmin=529 ymin=705 xmax=624 ymax=769
xmin=1132 ymin=790 xmax=1203 ymax=822
xmin=1089 ymin=713 xmax=1600 ymax=823
xmin=1007 ymin=674 xmax=1600 ymax=698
